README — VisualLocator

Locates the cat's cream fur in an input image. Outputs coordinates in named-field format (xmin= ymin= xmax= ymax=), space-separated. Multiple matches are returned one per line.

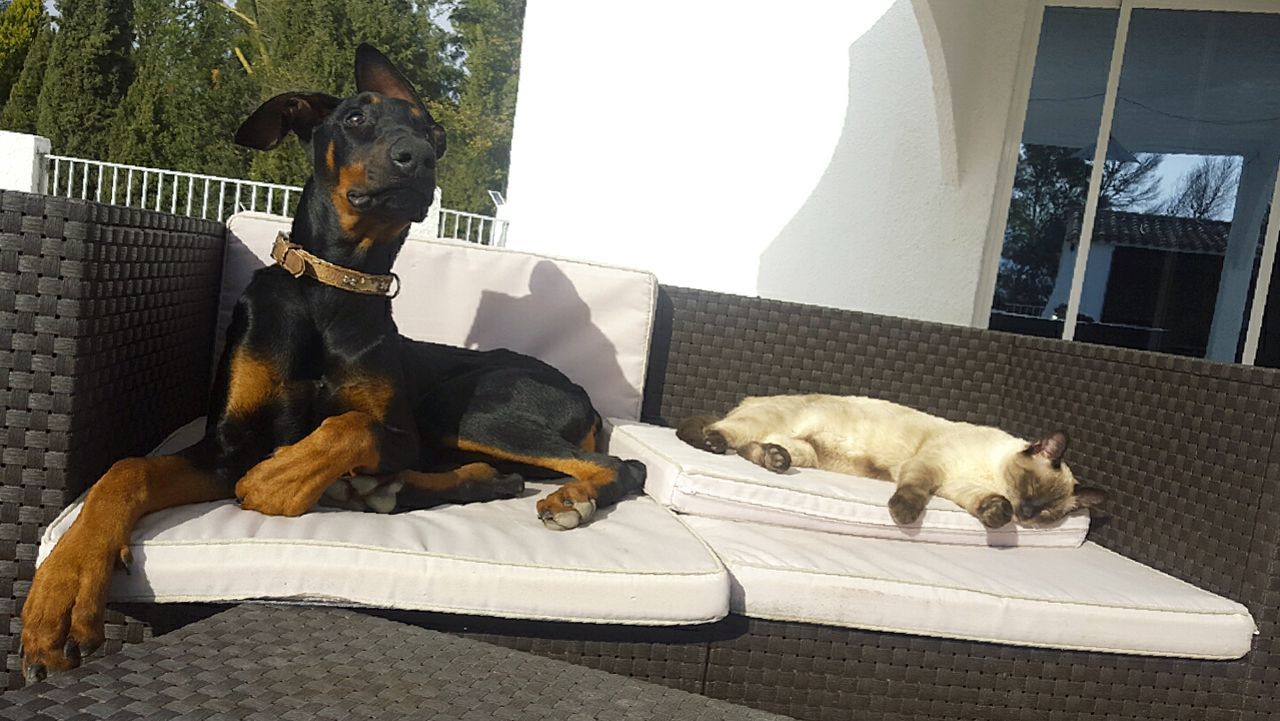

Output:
xmin=677 ymin=395 xmax=1105 ymax=528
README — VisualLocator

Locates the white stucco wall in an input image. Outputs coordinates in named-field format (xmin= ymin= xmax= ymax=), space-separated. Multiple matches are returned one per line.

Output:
xmin=0 ymin=131 xmax=50 ymax=193
xmin=503 ymin=0 xmax=1031 ymax=326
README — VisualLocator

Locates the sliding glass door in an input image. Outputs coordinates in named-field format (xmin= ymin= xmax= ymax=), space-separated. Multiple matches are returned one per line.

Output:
xmin=987 ymin=2 xmax=1280 ymax=366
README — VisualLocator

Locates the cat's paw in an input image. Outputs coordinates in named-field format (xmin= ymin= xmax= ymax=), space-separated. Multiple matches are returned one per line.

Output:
xmin=888 ymin=488 xmax=929 ymax=525
xmin=759 ymin=443 xmax=791 ymax=472
xmin=738 ymin=442 xmax=791 ymax=472
xmin=676 ymin=416 xmax=727 ymax=454
xmin=976 ymin=495 xmax=1014 ymax=528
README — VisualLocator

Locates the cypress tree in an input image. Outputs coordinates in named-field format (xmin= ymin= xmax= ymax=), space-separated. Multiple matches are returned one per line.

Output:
xmin=243 ymin=0 xmax=457 ymax=186
xmin=0 ymin=0 xmax=44 ymax=116
xmin=109 ymin=0 xmax=257 ymax=177
xmin=36 ymin=0 xmax=133 ymax=158
xmin=434 ymin=0 xmax=525 ymax=214
xmin=0 ymin=21 xmax=50 ymax=133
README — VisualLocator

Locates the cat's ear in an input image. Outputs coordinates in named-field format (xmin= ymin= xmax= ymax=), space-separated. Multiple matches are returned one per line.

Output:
xmin=1072 ymin=485 xmax=1107 ymax=509
xmin=1026 ymin=430 xmax=1068 ymax=465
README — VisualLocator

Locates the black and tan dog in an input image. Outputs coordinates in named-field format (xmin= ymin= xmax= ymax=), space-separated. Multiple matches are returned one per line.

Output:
xmin=19 ymin=45 xmax=645 ymax=682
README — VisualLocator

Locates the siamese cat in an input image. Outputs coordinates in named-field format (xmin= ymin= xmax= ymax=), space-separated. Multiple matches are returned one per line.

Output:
xmin=677 ymin=395 xmax=1105 ymax=528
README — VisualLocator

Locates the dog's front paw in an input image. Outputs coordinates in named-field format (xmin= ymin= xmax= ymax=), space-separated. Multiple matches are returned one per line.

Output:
xmin=976 ymin=494 xmax=1014 ymax=528
xmin=21 ymin=534 xmax=121 ymax=684
xmin=537 ymin=483 xmax=597 ymax=530
xmin=321 ymin=475 xmax=404 ymax=513
xmin=235 ymin=450 xmax=320 ymax=517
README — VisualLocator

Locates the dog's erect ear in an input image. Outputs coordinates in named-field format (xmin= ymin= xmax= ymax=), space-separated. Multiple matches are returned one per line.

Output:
xmin=234 ymin=92 xmax=342 ymax=151
xmin=355 ymin=44 xmax=446 ymax=159
xmin=356 ymin=44 xmax=426 ymax=112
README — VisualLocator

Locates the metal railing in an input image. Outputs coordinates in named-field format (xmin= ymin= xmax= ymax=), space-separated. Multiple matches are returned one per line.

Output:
xmin=48 ymin=154 xmax=301 ymax=221
xmin=438 ymin=207 xmax=509 ymax=246
xmin=992 ymin=301 xmax=1046 ymax=318
xmin=45 ymin=154 xmax=509 ymax=245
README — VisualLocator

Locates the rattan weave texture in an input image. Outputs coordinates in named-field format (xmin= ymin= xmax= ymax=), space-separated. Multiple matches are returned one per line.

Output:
xmin=1 ymin=206 xmax=1277 ymax=721
xmin=0 ymin=191 xmax=225 ymax=691
xmin=647 ymin=285 xmax=1271 ymax=721
xmin=1003 ymin=334 xmax=1280 ymax=601
xmin=644 ymin=286 xmax=1013 ymax=427
xmin=0 ymin=604 xmax=791 ymax=721
xmin=376 ymin=610 xmax=716 ymax=694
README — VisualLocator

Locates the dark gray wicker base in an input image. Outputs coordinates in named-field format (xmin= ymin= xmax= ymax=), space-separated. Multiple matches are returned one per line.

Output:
xmin=1 ymin=192 xmax=1276 ymax=720
xmin=0 ymin=191 xmax=226 ymax=691
xmin=0 ymin=604 xmax=791 ymax=721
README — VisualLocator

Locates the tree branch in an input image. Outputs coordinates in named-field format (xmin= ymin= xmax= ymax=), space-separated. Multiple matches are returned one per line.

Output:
xmin=203 ymin=0 xmax=270 ymax=69
xmin=233 ymin=46 xmax=252 ymax=75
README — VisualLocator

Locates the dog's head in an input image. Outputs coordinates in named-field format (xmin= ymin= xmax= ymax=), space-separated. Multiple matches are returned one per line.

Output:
xmin=235 ymin=44 xmax=445 ymax=251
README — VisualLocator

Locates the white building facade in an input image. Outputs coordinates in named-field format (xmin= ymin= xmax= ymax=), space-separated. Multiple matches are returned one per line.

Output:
xmin=502 ymin=0 xmax=1280 ymax=366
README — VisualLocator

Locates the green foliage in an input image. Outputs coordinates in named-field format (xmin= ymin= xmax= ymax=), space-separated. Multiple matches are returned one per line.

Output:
xmin=0 ymin=0 xmax=44 ymax=115
xmin=239 ymin=0 xmax=459 ymax=186
xmin=107 ymin=0 xmax=258 ymax=178
xmin=434 ymin=0 xmax=525 ymax=214
xmin=36 ymin=0 xmax=134 ymax=158
xmin=6 ymin=0 xmax=524 ymax=219
xmin=0 ymin=21 xmax=49 ymax=132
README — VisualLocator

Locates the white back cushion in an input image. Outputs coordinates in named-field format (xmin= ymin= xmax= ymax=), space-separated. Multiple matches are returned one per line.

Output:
xmin=222 ymin=213 xmax=657 ymax=421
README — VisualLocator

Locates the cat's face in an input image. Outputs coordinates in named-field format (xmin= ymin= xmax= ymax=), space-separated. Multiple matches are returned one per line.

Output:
xmin=1001 ymin=431 xmax=1107 ymax=526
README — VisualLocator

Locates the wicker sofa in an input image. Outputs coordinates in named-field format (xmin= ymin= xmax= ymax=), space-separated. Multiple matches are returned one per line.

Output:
xmin=1 ymin=190 xmax=1276 ymax=720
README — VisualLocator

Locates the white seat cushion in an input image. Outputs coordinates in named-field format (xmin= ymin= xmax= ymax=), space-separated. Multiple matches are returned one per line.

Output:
xmin=42 ymin=217 xmax=684 ymax=623
xmin=39 ymin=420 xmax=729 ymax=625
xmin=683 ymin=516 xmax=1257 ymax=659
xmin=222 ymin=213 xmax=657 ymax=421
xmin=608 ymin=421 xmax=1090 ymax=548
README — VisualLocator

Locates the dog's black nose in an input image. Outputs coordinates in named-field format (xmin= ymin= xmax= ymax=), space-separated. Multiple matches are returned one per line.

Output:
xmin=1018 ymin=501 xmax=1041 ymax=519
xmin=389 ymin=138 xmax=430 ymax=174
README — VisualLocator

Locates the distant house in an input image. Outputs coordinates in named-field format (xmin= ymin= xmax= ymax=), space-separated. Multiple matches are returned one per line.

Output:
xmin=1008 ymin=210 xmax=1242 ymax=357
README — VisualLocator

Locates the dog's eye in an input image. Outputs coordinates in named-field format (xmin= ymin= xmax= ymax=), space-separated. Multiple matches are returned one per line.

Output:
xmin=344 ymin=111 xmax=367 ymax=127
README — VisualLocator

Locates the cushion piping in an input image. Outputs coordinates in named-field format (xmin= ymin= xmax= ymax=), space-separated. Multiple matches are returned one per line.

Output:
xmin=732 ymin=606 xmax=1253 ymax=660
xmin=718 ymin=551 xmax=1255 ymax=616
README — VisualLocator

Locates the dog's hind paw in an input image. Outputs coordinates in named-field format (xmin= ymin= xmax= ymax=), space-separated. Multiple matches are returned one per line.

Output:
xmin=540 ymin=498 xmax=596 ymax=530
xmin=537 ymin=485 xmax=598 ymax=530
xmin=321 ymin=475 xmax=403 ymax=513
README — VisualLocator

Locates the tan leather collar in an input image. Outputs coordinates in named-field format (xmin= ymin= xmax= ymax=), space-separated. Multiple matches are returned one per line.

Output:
xmin=271 ymin=232 xmax=399 ymax=297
